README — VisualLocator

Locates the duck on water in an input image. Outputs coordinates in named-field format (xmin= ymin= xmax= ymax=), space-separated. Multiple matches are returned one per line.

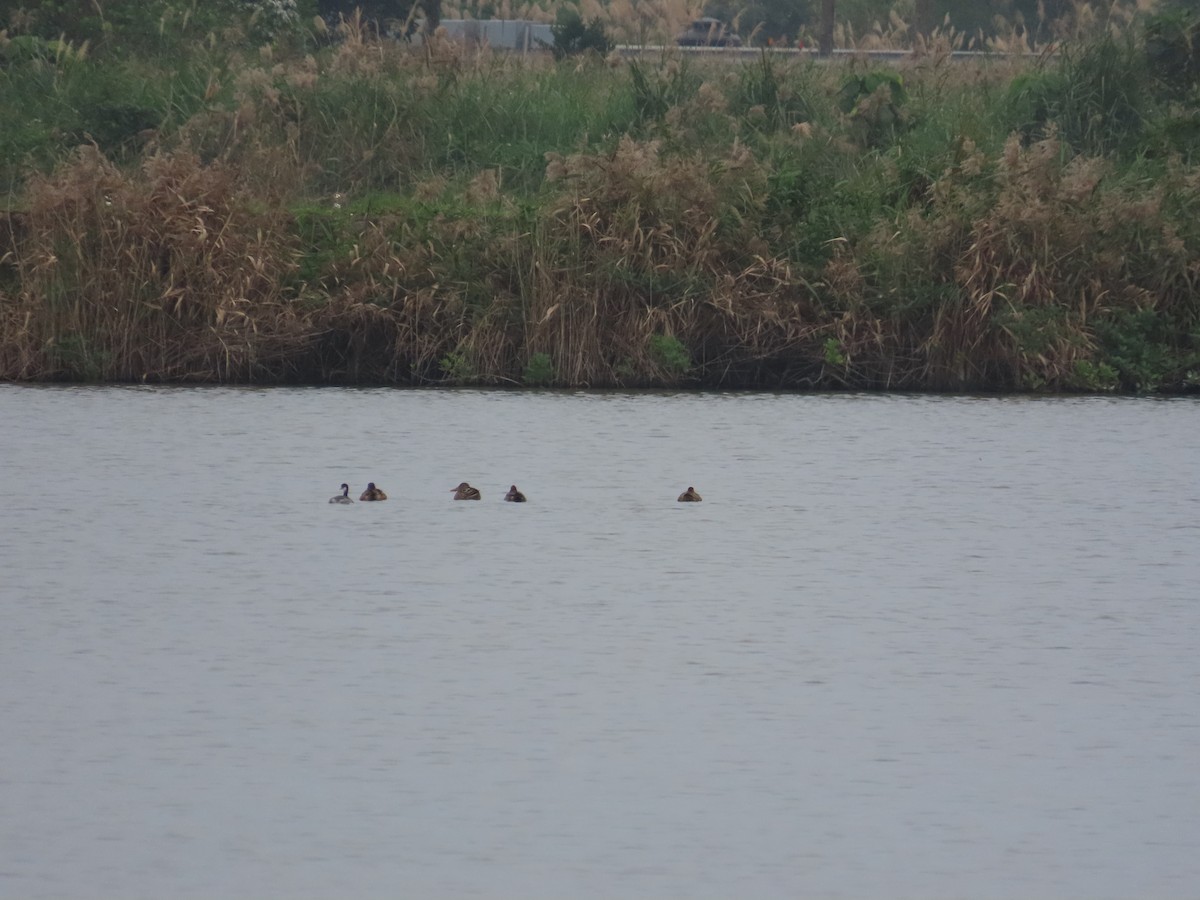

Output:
xmin=360 ymin=482 xmax=388 ymax=501
xmin=452 ymin=482 xmax=482 ymax=500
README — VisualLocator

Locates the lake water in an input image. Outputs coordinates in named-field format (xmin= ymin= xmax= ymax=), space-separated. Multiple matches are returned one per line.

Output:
xmin=2 ymin=385 xmax=1198 ymax=898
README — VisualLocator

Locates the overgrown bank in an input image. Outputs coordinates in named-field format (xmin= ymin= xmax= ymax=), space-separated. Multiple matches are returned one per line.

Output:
xmin=2 ymin=19 xmax=1200 ymax=391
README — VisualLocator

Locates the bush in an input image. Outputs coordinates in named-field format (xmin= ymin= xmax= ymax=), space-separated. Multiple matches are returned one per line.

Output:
xmin=551 ymin=7 xmax=612 ymax=60
xmin=439 ymin=350 xmax=476 ymax=383
xmin=523 ymin=351 xmax=555 ymax=385
xmin=1145 ymin=8 xmax=1200 ymax=100
xmin=1094 ymin=310 xmax=1182 ymax=392
xmin=649 ymin=334 xmax=690 ymax=376
xmin=837 ymin=71 xmax=907 ymax=148
xmin=1007 ymin=32 xmax=1152 ymax=157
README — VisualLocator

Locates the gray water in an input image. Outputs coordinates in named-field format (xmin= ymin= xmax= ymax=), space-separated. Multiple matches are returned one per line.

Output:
xmin=2 ymin=386 xmax=1198 ymax=899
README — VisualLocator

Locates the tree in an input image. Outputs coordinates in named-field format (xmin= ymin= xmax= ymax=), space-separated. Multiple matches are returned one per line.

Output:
xmin=820 ymin=0 xmax=834 ymax=55
xmin=315 ymin=0 xmax=439 ymax=36
xmin=703 ymin=0 xmax=815 ymax=45
xmin=550 ymin=6 xmax=611 ymax=58
xmin=914 ymin=0 xmax=934 ymax=37
xmin=421 ymin=0 xmax=440 ymax=34
xmin=0 ymin=0 xmax=309 ymax=53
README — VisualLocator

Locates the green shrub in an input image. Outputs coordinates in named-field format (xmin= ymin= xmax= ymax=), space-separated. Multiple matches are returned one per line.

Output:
xmin=1006 ymin=33 xmax=1152 ymax=157
xmin=439 ymin=350 xmax=476 ymax=383
xmin=1069 ymin=360 xmax=1120 ymax=392
xmin=838 ymin=71 xmax=907 ymax=147
xmin=648 ymin=334 xmax=690 ymax=375
xmin=1094 ymin=309 xmax=1179 ymax=392
xmin=823 ymin=337 xmax=846 ymax=367
xmin=1144 ymin=8 xmax=1200 ymax=100
xmin=523 ymin=351 xmax=555 ymax=385
xmin=550 ymin=7 xmax=612 ymax=60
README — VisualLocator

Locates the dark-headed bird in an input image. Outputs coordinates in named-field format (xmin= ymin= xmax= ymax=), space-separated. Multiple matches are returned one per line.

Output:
xmin=360 ymin=482 xmax=388 ymax=501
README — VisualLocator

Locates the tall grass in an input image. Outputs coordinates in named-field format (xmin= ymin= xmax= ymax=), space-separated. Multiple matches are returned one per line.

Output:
xmin=2 ymin=8 xmax=1198 ymax=391
xmin=1 ymin=146 xmax=302 ymax=380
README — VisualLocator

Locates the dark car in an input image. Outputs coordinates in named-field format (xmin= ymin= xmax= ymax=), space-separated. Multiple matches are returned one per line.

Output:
xmin=675 ymin=17 xmax=743 ymax=47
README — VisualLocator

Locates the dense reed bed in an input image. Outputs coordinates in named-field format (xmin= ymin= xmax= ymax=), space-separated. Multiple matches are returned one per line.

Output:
xmin=2 ymin=14 xmax=1199 ymax=390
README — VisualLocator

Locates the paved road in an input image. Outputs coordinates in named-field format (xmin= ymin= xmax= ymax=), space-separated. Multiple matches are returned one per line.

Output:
xmin=616 ymin=45 xmax=1044 ymax=63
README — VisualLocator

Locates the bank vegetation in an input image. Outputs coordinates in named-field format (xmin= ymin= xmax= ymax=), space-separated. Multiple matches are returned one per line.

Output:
xmin=2 ymin=5 xmax=1199 ymax=391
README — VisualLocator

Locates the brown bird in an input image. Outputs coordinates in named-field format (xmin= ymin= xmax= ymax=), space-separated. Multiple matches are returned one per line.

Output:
xmin=677 ymin=486 xmax=702 ymax=502
xmin=360 ymin=482 xmax=388 ymax=501
xmin=505 ymin=485 xmax=527 ymax=502
xmin=452 ymin=482 xmax=481 ymax=500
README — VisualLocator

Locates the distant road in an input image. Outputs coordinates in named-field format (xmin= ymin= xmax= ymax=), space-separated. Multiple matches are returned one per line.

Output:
xmin=615 ymin=46 xmax=1046 ymax=63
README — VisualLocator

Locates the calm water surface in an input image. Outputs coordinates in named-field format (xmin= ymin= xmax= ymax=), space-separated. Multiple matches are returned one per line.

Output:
xmin=2 ymin=386 xmax=1198 ymax=898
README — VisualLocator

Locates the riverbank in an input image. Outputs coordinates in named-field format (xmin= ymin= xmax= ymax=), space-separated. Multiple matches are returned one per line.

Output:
xmin=2 ymin=22 xmax=1198 ymax=391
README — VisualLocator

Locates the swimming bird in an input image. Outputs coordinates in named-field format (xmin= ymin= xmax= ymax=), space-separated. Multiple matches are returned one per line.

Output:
xmin=329 ymin=483 xmax=353 ymax=504
xmin=452 ymin=482 xmax=481 ymax=500
xmin=360 ymin=482 xmax=388 ymax=501
xmin=505 ymin=485 xmax=527 ymax=502
xmin=677 ymin=486 xmax=702 ymax=502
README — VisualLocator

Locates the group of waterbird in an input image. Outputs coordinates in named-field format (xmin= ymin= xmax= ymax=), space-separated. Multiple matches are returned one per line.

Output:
xmin=329 ymin=482 xmax=703 ymax=503
xmin=329 ymin=482 xmax=388 ymax=502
